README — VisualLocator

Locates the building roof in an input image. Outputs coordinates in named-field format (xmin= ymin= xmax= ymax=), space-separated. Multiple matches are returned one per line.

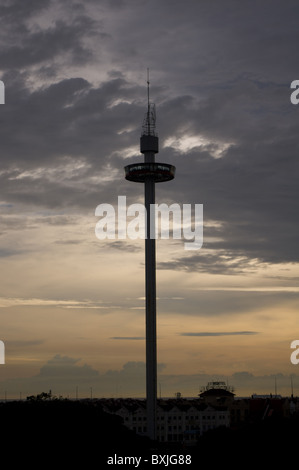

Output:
xmin=199 ymin=388 xmax=235 ymax=398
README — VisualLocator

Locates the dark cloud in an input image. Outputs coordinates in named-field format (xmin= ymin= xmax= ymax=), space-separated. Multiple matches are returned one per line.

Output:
xmin=232 ymin=371 xmax=255 ymax=381
xmin=106 ymin=241 xmax=141 ymax=253
xmin=7 ymin=339 xmax=44 ymax=348
xmin=38 ymin=354 xmax=99 ymax=378
xmin=110 ymin=336 xmax=144 ymax=340
xmin=158 ymin=290 xmax=299 ymax=317
xmin=0 ymin=0 xmax=102 ymax=73
xmin=0 ymin=248 xmax=24 ymax=258
xmin=35 ymin=215 xmax=78 ymax=226
xmin=0 ymin=18 xmax=97 ymax=70
xmin=158 ymin=251 xmax=265 ymax=275
xmin=180 ymin=331 xmax=258 ymax=337
xmin=54 ymin=239 xmax=82 ymax=245
xmin=104 ymin=361 xmax=166 ymax=378
xmin=0 ymin=0 xmax=297 ymax=269
xmin=1 ymin=76 xmax=139 ymax=167
xmin=0 ymin=0 xmax=51 ymax=21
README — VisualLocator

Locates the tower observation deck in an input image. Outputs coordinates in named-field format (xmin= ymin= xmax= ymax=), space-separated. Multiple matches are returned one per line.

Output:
xmin=124 ymin=74 xmax=175 ymax=441
xmin=124 ymin=97 xmax=175 ymax=183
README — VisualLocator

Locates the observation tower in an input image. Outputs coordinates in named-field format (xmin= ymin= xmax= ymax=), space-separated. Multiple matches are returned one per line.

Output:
xmin=124 ymin=73 xmax=175 ymax=440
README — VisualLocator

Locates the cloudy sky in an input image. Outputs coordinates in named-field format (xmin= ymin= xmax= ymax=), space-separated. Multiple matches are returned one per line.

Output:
xmin=0 ymin=0 xmax=299 ymax=399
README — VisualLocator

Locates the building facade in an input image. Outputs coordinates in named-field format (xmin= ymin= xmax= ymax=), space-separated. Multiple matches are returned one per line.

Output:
xmin=102 ymin=398 xmax=230 ymax=444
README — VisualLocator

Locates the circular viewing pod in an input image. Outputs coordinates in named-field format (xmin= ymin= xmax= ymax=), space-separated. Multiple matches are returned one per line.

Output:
xmin=124 ymin=162 xmax=176 ymax=183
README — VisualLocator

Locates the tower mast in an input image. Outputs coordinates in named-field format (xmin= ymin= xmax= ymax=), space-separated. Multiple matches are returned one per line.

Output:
xmin=147 ymin=68 xmax=150 ymax=136
xmin=124 ymin=73 xmax=175 ymax=440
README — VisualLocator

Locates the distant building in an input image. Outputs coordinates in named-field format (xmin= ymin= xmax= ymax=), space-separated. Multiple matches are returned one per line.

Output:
xmin=97 ymin=384 xmax=299 ymax=444
xmin=249 ymin=396 xmax=284 ymax=420
xmin=102 ymin=397 xmax=230 ymax=444
xmin=229 ymin=398 xmax=250 ymax=426
xmin=198 ymin=381 xmax=235 ymax=407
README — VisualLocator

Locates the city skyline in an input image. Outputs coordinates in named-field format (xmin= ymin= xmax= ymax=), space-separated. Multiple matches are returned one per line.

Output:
xmin=0 ymin=0 xmax=299 ymax=399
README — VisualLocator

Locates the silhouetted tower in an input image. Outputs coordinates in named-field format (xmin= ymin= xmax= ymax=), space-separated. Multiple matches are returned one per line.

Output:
xmin=124 ymin=72 xmax=175 ymax=440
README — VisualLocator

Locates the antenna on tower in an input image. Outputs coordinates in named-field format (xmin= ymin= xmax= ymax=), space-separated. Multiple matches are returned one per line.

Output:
xmin=147 ymin=68 xmax=150 ymax=135
xmin=147 ymin=68 xmax=150 ymax=108
xmin=142 ymin=68 xmax=157 ymax=137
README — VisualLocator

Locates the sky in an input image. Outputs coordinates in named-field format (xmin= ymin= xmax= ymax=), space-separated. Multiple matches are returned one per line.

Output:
xmin=0 ymin=0 xmax=299 ymax=399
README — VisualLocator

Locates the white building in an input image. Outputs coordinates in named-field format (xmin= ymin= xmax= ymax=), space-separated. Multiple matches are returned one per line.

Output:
xmin=102 ymin=398 xmax=230 ymax=444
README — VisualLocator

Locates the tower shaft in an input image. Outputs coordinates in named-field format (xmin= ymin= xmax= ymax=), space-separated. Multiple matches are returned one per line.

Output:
xmin=144 ymin=153 xmax=157 ymax=441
